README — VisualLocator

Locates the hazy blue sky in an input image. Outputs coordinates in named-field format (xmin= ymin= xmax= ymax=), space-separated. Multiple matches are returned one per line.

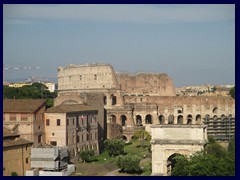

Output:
xmin=3 ymin=4 xmax=235 ymax=87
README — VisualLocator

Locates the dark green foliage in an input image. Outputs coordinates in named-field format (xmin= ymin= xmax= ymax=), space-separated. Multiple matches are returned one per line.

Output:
xmin=115 ymin=154 xmax=141 ymax=173
xmin=11 ymin=172 xmax=18 ymax=176
xmin=172 ymin=140 xmax=235 ymax=176
xmin=79 ymin=150 xmax=95 ymax=162
xmin=104 ymin=139 xmax=125 ymax=156
xmin=132 ymin=130 xmax=151 ymax=148
xmin=132 ymin=130 xmax=151 ymax=141
xmin=229 ymin=86 xmax=235 ymax=99
xmin=204 ymin=142 xmax=226 ymax=158
xmin=228 ymin=137 xmax=235 ymax=155
xmin=171 ymin=155 xmax=189 ymax=176
xmin=3 ymin=83 xmax=57 ymax=108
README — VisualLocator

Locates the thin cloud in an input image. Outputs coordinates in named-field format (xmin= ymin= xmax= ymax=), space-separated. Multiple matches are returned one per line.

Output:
xmin=3 ymin=4 xmax=235 ymax=24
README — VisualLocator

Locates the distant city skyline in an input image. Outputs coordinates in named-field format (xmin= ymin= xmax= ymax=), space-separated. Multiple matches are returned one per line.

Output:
xmin=3 ymin=4 xmax=235 ymax=87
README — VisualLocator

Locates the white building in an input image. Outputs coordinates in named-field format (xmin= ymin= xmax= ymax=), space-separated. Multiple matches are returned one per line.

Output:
xmin=44 ymin=82 xmax=55 ymax=92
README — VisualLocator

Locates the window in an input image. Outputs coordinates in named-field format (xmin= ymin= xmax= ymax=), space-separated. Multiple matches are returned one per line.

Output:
xmin=80 ymin=75 xmax=82 ymax=80
xmin=77 ymin=135 xmax=80 ymax=143
xmin=9 ymin=114 xmax=16 ymax=121
xmin=50 ymin=141 xmax=57 ymax=146
xmin=57 ymin=119 xmax=61 ymax=126
xmin=94 ymin=74 xmax=97 ymax=80
xmin=38 ymin=135 xmax=42 ymax=143
xmin=26 ymin=158 xmax=29 ymax=164
xmin=46 ymin=119 xmax=50 ymax=126
xmin=52 ymin=133 xmax=55 ymax=136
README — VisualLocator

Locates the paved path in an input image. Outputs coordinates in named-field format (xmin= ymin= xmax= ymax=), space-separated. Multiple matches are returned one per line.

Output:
xmin=105 ymin=169 xmax=121 ymax=176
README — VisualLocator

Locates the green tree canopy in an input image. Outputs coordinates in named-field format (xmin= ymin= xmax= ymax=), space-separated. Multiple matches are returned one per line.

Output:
xmin=3 ymin=83 xmax=57 ymax=108
xmin=115 ymin=154 xmax=141 ymax=173
xmin=104 ymin=139 xmax=125 ymax=156
xmin=172 ymin=140 xmax=235 ymax=176
xmin=78 ymin=150 xmax=94 ymax=163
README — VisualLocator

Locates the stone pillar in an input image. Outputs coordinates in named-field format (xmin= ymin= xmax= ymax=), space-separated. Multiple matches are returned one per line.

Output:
xmin=151 ymin=145 xmax=164 ymax=176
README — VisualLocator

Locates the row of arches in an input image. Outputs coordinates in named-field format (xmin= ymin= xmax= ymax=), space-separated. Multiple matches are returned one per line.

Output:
xmin=111 ymin=115 xmax=127 ymax=126
xmin=103 ymin=94 xmax=117 ymax=105
xmin=109 ymin=113 xmax=233 ymax=126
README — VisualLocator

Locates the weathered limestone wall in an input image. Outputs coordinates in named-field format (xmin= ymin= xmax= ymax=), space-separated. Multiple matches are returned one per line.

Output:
xmin=116 ymin=73 xmax=176 ymax=96
xmin=151 ymin=125 xmax=207 ymax=176
xmin=57 ymin=64 xmax=119 ymax=93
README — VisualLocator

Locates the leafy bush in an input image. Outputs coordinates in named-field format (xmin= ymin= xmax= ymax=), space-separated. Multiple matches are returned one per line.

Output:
xmin=104 ymin=139 xmax=125 ymax=156
xmin=115 ymin=154 xmax=141 ymax=173
xmin=79 ymin=150 xmax=94 ymax=162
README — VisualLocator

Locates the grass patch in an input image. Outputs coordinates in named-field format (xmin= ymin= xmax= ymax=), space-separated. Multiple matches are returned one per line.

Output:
xmin=124 ymin=140 xmax=151 ymax=157
xmin=89 ymin=150 xmax=116 ymax=164
xmin=140 ymin=160 xmax=152 ymax=176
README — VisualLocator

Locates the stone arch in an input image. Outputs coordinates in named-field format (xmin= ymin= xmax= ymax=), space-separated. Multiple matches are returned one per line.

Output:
xmin=177 ymin=115 xmax=183 ymax=124
xmin=196 ymin=114 xmax=201 ymax=125
xmin=213 ymin=115 xmax=218 ymax=129
xmin=145 ymin=114 xmax=153 ymax=124
xmin=136 ymin=115 xmax=142 ymax=126
xmin=103 ymin=95 xmax=107 ymax=105
xmin=228 ymin=114 xmax=232 ymax=119
xmin=122 ymin=135 xmax=127 ymax=141
xmin=62 ymin=100 xmax=78 ymax=105
xmin=159 ymin=115 xmax=165 ymax=124
xmin=187 ymin=114 xmax=192 ymax=124
xmin=221 ymin=114 xmax=226 ymax=120
xmin=176 ymin=106 xmax=183 ymax=114
xmin=168 ymin=115 xmax=174 ymax=124
xmin=213 ymin=107 xmax=218 ymax=114
xmin=203 ymin=114 xmax=210 ymax=125
xmin=120 ymin=115 xmax=127 ymax=126
xmin=167 ymin=153 xmax=183 ymax=176
xmin=220 ymin=114 xmax=226 ymax=127
xmin=111 ymin=94 xmax=117 ymax=105
xmin=111 ymin=115 xmax=116 ymax=123
xmin=151 ymin=125 xmax=207 ymax=176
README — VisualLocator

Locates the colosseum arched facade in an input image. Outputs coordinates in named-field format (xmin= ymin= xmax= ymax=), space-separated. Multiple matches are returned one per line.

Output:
xmin=55 ymin=63 xmax=235 ymax=146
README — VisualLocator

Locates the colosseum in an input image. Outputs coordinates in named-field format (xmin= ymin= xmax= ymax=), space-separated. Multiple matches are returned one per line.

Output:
xmin=55 ymin=63 xmax=235 ymax=151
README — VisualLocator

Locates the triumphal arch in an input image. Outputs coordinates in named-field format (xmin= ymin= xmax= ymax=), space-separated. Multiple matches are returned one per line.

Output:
xmin=151 ymin=124 xmax=208 ymax=176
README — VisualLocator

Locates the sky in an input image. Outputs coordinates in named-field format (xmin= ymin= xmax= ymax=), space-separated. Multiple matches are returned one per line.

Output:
xmin=3 ymin=4 xmax=235 ymax=87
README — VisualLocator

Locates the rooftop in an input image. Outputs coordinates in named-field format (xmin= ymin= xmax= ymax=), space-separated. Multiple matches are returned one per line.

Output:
xmin=3 ymin=99 xmax=46 ymax=113
xmin=46 ymin=104 xmax=97 ymax=113
xmin=3 ymin=127 xmax=33 ymax=148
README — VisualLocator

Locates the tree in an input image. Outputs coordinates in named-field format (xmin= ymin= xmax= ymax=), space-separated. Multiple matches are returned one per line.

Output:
xmin=115 ymin=154 xmax=141 ymax=173
xmin=3 ymin=83 xmax=57 ymax=108
xmin=171 ymin=155 xmax=189 ymax=176
xmin=104 ymin=139 xmax=125 ymax=156
xmin=204 ymin=141 xmax=227 ymax=158
xmin=229 ymin=86 xmax=235 ymax=99
xmin=132 ymin=130 xmax=151 ymax=148
xmin=172 ymin=140 xmax=235 ymax=176
xmin=78 ymin=150 xmax=94 ymax=162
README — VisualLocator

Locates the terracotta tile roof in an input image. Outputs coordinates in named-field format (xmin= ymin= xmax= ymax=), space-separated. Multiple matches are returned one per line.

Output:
xmin=3 ymin=127 xmax=16 ymax=137
xmin=3 ymin=138 xmax=33 ymax=148
xmin=3 ymin=127 xmax=33 ymax=148
xmin=3 ymin=99 xmax=46 ymax=113
xmin=46 ymin=104 xmax=97 ymax=113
